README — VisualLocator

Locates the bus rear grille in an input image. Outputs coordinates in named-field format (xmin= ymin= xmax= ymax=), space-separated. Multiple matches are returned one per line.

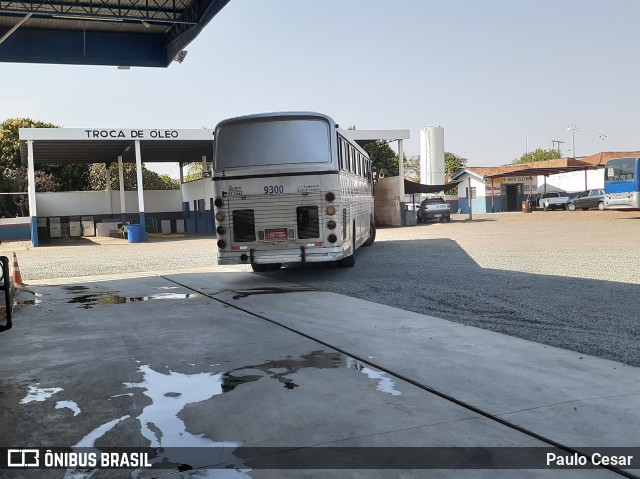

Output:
xmin=342 ymin=208 xmax=347 ymax=240
xmin=296 ymin=206 xmax=319 ymax=239
xmin=232 ymin=209 xmax=256 ymax=242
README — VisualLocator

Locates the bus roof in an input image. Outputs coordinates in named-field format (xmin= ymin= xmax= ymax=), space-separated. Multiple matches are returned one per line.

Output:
xmin=215 ymin=111 xmax=337 ymax=129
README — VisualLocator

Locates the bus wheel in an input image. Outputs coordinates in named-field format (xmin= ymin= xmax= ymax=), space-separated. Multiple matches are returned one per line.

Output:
xmin=265 ymin=263 xmax=281 ymax=271
xmin=363 ymin=219 xmax=376 ymax=247
xmin=251 ymin=264 xmax=267 ymax=272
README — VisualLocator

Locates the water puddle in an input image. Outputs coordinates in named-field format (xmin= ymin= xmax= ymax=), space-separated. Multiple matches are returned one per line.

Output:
xmin=15 ymin=291 xmax=44 ymax=306
xmin=14 ymin=287 xmax=201 ymax=309
xmin=65 ymin=360 xmax=253 ymax=479
xmin=53 ymin=351 xmax=401 ymax=478
xmin=20 ymin=384 xmax=63 ymax=404
xmin=56 ymin=400 xmax=81 ymax=416
xmin=65 ymin=291 xmax=202 ymax=309
xmin=230 ymin=286 xmax=317 ymax=300
xmin=346 ymin=358 xmax=402 ymax=396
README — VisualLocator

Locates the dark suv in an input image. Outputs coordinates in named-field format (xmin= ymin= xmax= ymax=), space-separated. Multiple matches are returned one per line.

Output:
xmin=566 ymin=189 xmax=605 ymax=211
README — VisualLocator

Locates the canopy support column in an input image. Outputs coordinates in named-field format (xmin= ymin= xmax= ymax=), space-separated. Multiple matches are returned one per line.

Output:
xmin=135 ymin=140 xmax=145 ymax=232
xmin=118 ymin=156 xmax=126 ymax=224
xmin=398 ymin=139 xmax=404 ymax=200
xmin=27 ymin=140 xmax=38 ymax=247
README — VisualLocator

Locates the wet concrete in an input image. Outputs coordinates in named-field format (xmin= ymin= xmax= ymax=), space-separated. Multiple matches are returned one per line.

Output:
xmin=0 ymin=271 xmax=628 ymax=478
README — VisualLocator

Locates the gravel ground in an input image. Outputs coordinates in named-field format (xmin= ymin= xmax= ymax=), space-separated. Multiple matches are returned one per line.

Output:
xmin=2 ymin=210 xmax=639 ymax=365
xmin=261 ymin=210 xmax=640 ymax=367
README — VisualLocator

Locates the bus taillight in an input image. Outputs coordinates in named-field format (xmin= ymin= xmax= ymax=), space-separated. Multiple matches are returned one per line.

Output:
xmin=325 ymin=192 xmax=335 ymax=202
xmin=327 ymin=220 xmax=336 ymax=230
xmin=328 ymin=234 xmax=337 ymax=243
xmin=217 ymin=240 xmax=227 ymax=249
xmin=326 ymin=206 xmax=336 ymax=215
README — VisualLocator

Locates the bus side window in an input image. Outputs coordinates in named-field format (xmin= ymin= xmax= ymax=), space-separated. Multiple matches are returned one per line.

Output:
xmin=338 ymin=138 xmax=344 ymax=170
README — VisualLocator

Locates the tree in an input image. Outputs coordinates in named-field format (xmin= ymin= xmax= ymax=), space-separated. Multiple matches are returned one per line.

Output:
xmin=363 ymin=141 xmax=399 ymax=177
xmin=444 ymin=152 xmax=468 ymax=176
xmin=513 ymin=148 xmax=561 ymax=164
xmin=404 ymin=155 xmax=420 ymax=180
xmin=88 ymin=163 xmax=179 ymax=190
xmin=1 ymin=118 xmax=92 ymax=216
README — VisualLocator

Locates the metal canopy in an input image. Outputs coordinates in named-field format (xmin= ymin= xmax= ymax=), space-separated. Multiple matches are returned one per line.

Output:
xmin=19 ymin=128 xmax=214 ymax=164
xmin=0 ymin=0 xmax=230 ymax=67
xmin=483 ymin=159 xmax=598 ymax=178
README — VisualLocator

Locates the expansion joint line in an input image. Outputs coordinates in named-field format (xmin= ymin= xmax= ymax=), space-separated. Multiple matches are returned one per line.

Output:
xmin=160 ymin=275 xmax=637 ymax=479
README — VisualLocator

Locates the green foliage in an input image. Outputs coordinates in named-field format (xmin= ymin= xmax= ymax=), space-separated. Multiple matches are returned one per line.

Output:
xmin=183 ymin=162 xmax=212 ymax=182
xmin=444 ymin=152 xmax=468 ymax=175
xmin=404 ymin=155 xmax=420 ymax=180
xmin=1 ymin=118 xmax=91 ymax=216
xmin=88 ymin=163 xmax=179 ymax=191
xmin=363 ymin=141 xmax=399 ymax=177
xmin=1 ymin=118 xmax=57 ymax=169
xmin=513 ymin=148 xmax=561 ymax=164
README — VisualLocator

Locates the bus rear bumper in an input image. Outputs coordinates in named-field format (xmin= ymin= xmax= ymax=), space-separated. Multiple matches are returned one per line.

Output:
xmin=217 ymin=246 xmax=345 ymax=265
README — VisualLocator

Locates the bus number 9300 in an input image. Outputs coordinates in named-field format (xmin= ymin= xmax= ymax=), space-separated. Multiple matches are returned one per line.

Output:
xmin=264 ymin=185 xmax=284 ymax=194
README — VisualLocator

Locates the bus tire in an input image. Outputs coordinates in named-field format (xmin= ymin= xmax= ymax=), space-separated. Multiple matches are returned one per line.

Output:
xmin=265 ymin=263 xmax=281 ymax=271
xmin=363 ymin=218 xmax=376 ymax=247
xmin=251 ymin=264 xmax=266 ymax=272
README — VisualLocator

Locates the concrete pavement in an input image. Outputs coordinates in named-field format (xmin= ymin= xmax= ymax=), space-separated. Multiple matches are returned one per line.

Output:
xmin=0 ymin=268 xmax=636 ymax=478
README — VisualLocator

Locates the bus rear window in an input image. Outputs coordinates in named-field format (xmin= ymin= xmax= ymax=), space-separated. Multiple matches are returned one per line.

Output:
xmin=605 ymin=158 xmax=636 ymax=181
xmin=216 ymin=118 xmax=331 ymax=168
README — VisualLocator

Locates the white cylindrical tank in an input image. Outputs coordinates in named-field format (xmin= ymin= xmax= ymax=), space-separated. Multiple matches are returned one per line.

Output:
xmin=419 ymin=126 xmax=445 ymax=185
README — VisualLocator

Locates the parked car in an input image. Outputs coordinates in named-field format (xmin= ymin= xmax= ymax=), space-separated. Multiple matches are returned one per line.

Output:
xmin=535 ymin=192 xmax=570 ymax=211
xmin=417 ymin=197 xmax=451 ymax=223
xmin=566 ymin=189 xmax=605 ymax=211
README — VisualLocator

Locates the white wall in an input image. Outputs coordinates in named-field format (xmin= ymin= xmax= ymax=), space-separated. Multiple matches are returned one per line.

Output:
xmin=0 ymin=217 xmax=29 ymax=226
xmin=35 ymin=190 xmax=182 ymax=216
xmin=537 ymin=169 xmax=605 ymax=193
xmin=456 ymin=174 xmax=486 ymax=199
xmin=181 ymin=179 xmax=214 ymax=209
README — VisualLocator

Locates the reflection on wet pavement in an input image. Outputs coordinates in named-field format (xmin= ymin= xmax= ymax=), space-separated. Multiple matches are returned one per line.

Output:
xmin=20 ymin=351 xmax=403 ymax=478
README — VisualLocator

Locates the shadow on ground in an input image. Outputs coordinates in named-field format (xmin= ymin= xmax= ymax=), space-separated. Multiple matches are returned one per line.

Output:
xmin=259 ymin=238 xmax=640 ymax=366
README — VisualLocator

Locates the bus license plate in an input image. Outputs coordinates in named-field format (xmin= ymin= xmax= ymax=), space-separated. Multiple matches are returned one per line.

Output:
xmin=265 ymin=229 xmax=288 ymax=240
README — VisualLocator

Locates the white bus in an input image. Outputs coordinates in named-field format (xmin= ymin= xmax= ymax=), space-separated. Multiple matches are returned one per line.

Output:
xmin=212 ymin=112 xmax=375 ymax=271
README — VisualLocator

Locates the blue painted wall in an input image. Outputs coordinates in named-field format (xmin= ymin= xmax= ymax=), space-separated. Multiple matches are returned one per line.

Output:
xmin=0 ymin=224 xmax=31 ymax=241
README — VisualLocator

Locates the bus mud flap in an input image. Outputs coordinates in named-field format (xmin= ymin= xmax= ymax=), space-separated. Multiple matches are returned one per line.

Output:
xmin=300 ymin=246 xmax=306 ymax=262
xmin=249 ymin=249 xmax=254 ymax=264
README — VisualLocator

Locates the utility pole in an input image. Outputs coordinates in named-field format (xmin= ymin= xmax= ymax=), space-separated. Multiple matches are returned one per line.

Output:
xmin=467 ymin=177 xmax=473 ymax=221
xmin=593 ymin=131 xmax=611 ymax=151
xmin=567 ymin=124 xmax=579 ymax=158
xmin=551 ymin=139 xmax=565 ymax=155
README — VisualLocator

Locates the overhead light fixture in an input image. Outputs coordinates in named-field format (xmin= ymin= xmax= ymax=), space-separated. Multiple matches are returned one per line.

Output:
xmin=173 ymin=50 xmax=188 ymax=64
xmin=117 ymin=66 xmax=130 ymax=70
xmin=52 ymin=14 xmax=124 ymax=22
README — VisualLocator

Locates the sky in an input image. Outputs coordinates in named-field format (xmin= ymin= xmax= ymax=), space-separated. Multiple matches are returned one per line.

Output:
xmin=3 ymin=0 xmax=640 ymax=178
